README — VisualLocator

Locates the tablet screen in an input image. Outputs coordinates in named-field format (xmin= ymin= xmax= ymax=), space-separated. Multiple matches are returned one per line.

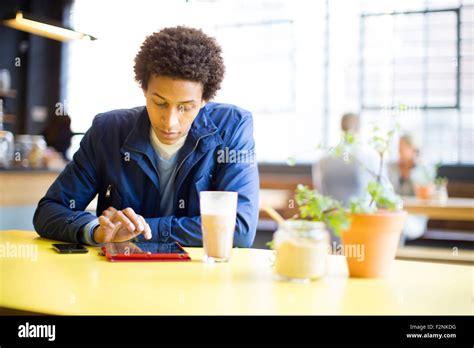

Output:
xmin=134 ymin=242 xmax=187 ymax=254
xmin=103 ymin=242 xmax=188 ymax=256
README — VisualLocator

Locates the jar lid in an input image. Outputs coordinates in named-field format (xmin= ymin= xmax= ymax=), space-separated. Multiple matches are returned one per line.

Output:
xmin=278 ymin=220 xmax=327 ymax=240
xmin=15 ymin=134 xmax=32 ymax=141
xmin=280 ymin=219 xmax=325 ymax=229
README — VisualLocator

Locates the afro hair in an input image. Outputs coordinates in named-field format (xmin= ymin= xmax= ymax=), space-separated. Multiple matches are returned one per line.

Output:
xmin=134 ymin=26 xmax=225 ymax=101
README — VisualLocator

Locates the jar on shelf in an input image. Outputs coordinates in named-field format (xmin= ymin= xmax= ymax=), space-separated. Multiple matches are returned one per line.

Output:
xmin=29 ymin=135 xmax=47 ymax=168
xmin=14 ymin=135 xmax=33 ymax=168
xmin=0 ymin=130 xmax=14 ymax=168
xmin=0 ymin=69 xmax=11 ymax=92
xmin=433 ymin=178 xmax=449 ymax=203
xmin=273 ymin=220 xmax=330 ymax=283
xmin=0 ymin=99 xmax=14 ymax=168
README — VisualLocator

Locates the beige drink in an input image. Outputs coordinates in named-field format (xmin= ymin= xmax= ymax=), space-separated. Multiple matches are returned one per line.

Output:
xmin=275 ymin=238 xmax=328 ymax=280
xmin=201 ymin=214 xmax=235 ymax=260
xmin=200 ymin=191 xmax=238 ymax=263
xmin=273 ymin=220 xmax=329 ymax=281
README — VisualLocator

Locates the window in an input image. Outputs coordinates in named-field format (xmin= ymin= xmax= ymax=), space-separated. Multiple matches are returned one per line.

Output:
xmin=361 ymin=9 xmax=459 ymax=109
xmin=357 ymin=0 xmax=473 ymax=163
xmin=64 ymin=0 xmax=472 ymax=164
xmin=214 ymin=19 xmax=296 ymax=114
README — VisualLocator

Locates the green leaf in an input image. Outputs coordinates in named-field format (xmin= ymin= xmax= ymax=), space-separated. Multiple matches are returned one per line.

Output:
xmin=332 ymin=144 xmax=344 ymax=157
xmin=294 ymin=185 xmax=350 ymax=236
xmin=349 ymin=198 xmax=375 ymax=214
xmin=266 ymin=240 xmax=274 ymax=250
xmin=324 ymin=208 xmax=350 ymax=237
xmin=367 ymin=181 xmax=401 ymax=211
xmin=344 ymin=132 xmax=355 ymax=145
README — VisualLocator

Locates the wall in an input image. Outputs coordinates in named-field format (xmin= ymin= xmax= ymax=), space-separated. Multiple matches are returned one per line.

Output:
xmin=0 ymin=0 xmax=68 ymax=135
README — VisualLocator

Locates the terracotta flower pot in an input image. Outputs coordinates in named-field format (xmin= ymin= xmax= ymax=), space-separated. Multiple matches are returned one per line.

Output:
xmin=341 ymin=211 xmax=407 ymax=278
xmin=415 ymin=184 xmax=435 ymax=200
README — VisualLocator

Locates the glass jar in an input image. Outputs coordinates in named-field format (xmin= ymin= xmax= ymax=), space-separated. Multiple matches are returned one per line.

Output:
xmin=14 ymin=135 xmax=47 ymax=168
xmin=0 ymin=69 xmax=11 ymax=92
xmin=273 ymin=220 xmax=330 ymax=282
xmin=14 ymin=135 xmax=33 ymax=168
xmin=433 ymin=180 xmax=448 ymax=204
xmin=0 ymin=99 xmax=14 ymax=168
xmin=29 ymin=135 xmax=47 ymax=168
xmin=0 ymin=130 xmax=14 ymax=168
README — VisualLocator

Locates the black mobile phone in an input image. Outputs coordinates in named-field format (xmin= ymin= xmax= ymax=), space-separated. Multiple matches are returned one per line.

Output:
xmin=52 ymin=243 xmax=89 ymax=254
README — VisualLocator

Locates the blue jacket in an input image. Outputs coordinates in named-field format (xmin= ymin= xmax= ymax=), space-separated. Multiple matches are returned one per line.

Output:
xmin=33 ymin=102 xmax=260 ymax=247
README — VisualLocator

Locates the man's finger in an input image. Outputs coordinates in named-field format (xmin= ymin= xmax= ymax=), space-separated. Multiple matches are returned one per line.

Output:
xmin=122 ymin=207 xmax=144 ymax=232
xmin=110 ymin=221 xmax=123 ymax=242
xmin=98 ymin=215 xmax=115 ymax=230
xmin=102 ymin=207 xmax=117 ymax=219
xmin=112 ymin=211 xmax=135 ymax=232
xmin=139 ymin=215 xmax=152 ymax=240
xmin=101 ymin=221 xmax=122 ymax=244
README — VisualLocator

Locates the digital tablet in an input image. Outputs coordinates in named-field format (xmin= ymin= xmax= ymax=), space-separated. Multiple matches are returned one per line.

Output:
xmin=102 ymin=241 xmax=191 ymax=262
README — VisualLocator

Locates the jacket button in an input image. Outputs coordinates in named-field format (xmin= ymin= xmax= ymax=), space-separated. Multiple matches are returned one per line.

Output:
xmin=162 ymin=230 xmax=170 ymax=237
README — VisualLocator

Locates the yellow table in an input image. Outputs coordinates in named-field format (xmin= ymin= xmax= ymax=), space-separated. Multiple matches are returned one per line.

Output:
xmin=0 ymin=230 xmax=472 ymax=315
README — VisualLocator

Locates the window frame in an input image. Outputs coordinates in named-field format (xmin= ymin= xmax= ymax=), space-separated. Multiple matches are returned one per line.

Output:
xmin=359 ymin=7 xmax=461 ymax=111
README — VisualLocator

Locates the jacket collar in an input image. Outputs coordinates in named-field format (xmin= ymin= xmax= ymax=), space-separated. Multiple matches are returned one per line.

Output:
xmin=121 ymin=105 xmax=223 ymax=194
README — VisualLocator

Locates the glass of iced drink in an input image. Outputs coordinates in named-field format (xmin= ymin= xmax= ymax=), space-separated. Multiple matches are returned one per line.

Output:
xmin=200 ymin=191 xmax=238 ymax=263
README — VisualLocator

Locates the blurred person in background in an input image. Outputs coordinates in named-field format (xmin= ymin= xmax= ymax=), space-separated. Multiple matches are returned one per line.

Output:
xmin=312 ymin=112 xmax=381 ymax=243
xmin=43 ymin=114 xmax=73 ymax=161
xmin=388 ymin=133 xmax=427 ymax=244
xmin=388 ymin=134 xmax=418 ymax=196
xmin=41 ymin=114 xmax=73 ymax=170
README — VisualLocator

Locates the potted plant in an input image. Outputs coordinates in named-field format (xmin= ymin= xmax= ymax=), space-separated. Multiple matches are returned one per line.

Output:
xmin=284 ymin=124 xmax=407 ymax=278
xmin=412 ymin=163 xmax=448 ymax=202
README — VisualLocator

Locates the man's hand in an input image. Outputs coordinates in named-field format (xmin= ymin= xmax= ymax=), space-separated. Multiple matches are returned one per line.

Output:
xmin=93 ymin=207 xmax=152 ymax=243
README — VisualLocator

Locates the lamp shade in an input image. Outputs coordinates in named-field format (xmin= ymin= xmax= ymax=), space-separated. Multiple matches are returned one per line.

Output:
xmin=3 ymin=11 xmax=96 ymax=42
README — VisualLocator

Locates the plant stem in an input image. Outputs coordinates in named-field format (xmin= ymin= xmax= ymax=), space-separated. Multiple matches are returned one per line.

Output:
xmin=377 ymin=151 xmax=385 ymax=184
xmin=322 ymin=207 xmax=338 ymax=215
xmin=369 ymin=150 xmax=385 ymax=208
xmin=352 ymin=156 xmax=379 ymax=180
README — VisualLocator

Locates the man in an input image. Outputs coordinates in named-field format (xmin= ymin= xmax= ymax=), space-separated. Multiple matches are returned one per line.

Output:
xmin=312 ymin=113 xmax=383 ymax=244
xmin=33 ymin=26 xmax=259 ymax=247
xmin=312 ymin=113 xmax=381 ymax=208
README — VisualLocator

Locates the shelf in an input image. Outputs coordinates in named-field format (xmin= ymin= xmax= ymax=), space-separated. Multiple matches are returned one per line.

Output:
xmin=1 ymin=114 xmax=16 ymax=123
xmin=0 ymin=90 xmax=17 ymax=98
